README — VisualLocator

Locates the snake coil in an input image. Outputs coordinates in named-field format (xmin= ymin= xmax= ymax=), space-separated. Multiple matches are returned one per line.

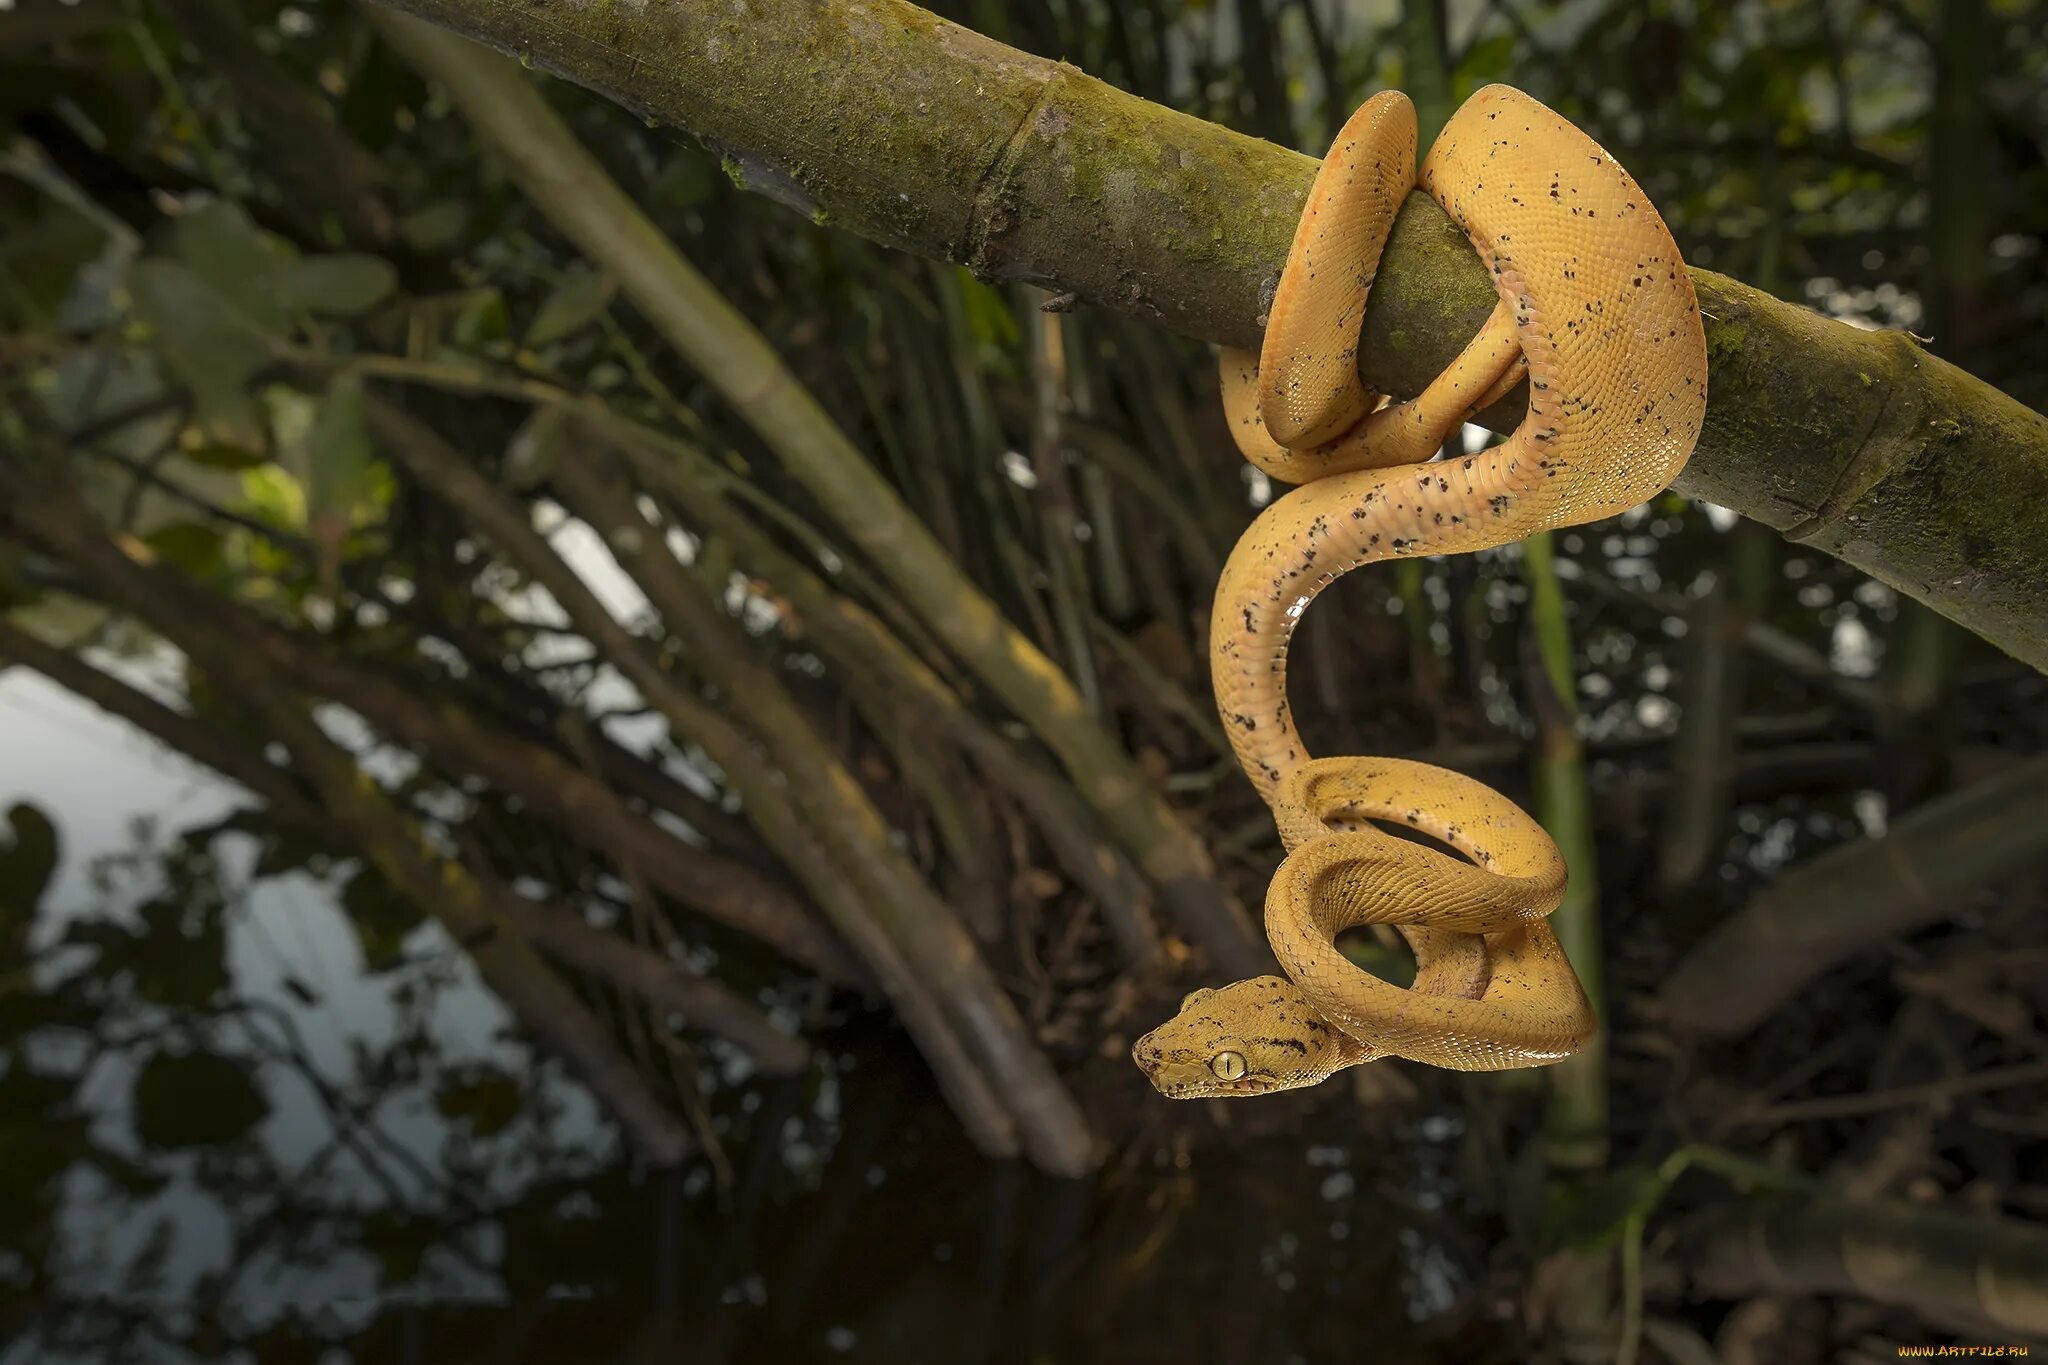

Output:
xmin=1134 ymin=85 xmax=1708 ymax=1099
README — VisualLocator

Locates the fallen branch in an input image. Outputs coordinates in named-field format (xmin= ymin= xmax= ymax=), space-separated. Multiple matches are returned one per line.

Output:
xmin=1661 ymin=750 xmax=2048 ymax=1036
xmin=1684 ymin=1191 xmax=2048 ymax=1342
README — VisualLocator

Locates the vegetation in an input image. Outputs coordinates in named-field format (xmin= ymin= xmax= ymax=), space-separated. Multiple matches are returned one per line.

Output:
xmin=2 ymin=0 xmax=2044 ymax=1358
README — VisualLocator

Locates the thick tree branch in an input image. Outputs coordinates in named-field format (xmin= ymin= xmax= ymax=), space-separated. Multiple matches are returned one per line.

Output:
xmin=369 ymin=0 xmax=2048 ymax=669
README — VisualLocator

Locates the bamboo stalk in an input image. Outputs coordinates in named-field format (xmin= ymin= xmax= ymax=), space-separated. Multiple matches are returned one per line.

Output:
xmin=358 ymin=397 xmax=1025 ymax=1158
xmin=1025 ymin=302 xmax=1103 ymax=714
xmin=1522 ymin=531 xmax=1607 ymax=1173
xmin=552 ymin=453 xmax=1099 ymax=1174
xmin=1652 ymin=531 xmax=1765 ymax=897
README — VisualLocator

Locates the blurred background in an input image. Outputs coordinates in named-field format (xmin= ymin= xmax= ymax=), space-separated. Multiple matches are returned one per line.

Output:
xmin=2 ymin=0 xmax=2046 ymax=1361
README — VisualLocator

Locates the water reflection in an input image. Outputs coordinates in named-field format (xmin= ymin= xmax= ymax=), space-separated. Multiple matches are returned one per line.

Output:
xmin=2 ymin=669 xmax=1518 ymax=1364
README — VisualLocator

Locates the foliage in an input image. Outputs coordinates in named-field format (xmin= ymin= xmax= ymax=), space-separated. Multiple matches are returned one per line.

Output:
xmin=1 ymin=0 xmax=2045 ymax=1358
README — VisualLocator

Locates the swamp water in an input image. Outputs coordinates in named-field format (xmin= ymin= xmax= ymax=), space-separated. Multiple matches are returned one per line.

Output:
xmin=1 ymin=664 xmax=1520 ymax=1364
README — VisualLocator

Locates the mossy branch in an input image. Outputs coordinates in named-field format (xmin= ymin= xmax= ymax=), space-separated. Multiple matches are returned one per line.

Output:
xmin=367 ymin=0 xmax=2048 ymax=670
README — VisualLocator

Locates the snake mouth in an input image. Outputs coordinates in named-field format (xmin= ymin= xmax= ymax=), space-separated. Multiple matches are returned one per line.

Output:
xmin=1149 ymin=1072 xmax=1290 ymax=1100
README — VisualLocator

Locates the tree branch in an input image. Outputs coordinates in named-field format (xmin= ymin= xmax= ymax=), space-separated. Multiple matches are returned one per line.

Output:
xmin=1684 ymin=1191 xmax=2048 ymax=1342
xmin=1660 ymin=749 xmax=2048 ymax=1037
xmin=367 ymin=0 xmax=2048 ymax=670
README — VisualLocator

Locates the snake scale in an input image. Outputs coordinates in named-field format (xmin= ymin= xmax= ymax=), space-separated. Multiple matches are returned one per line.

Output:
xmin=1134 ymin=85 xmax=1708 ymax=1099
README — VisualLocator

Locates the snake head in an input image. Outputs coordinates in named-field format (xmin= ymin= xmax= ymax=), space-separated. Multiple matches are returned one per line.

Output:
xmin=1131 ymin=976 xmax=1366 ymax=1099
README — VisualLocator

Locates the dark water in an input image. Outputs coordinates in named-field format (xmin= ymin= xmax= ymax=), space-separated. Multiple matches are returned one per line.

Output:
xmin=1 ymin=665 xmax=1525 ymax=1364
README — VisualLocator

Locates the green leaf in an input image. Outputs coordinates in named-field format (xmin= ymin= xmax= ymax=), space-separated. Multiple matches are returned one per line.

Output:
xmin=400 ymin=200 xmax=469 ymax=253
xmin=280 ymin=255 xmax=398 ymax=316
xmin=180 ymin=443 xmax=271 ymax=471
xmin=524 ymin=268 xmax=615 ymax=348
xmin=143 ymin=522 xmax=228 ymax=581
xmin=131 ymin=1049 xmax=270 ymax=1150
xmin=1455 ymin=33 xmax=1516 ymax=88
xmin=127 ymin=258 xmax=269 ymax=448
xmin=239 ymin=463 xmax=308 ymax=531
xmin=0 ymin=200 xmax=113 ymax=329
xmin=451 ymin=288 xmax=509 ymax=348
xmin=953 ymin=266 xmax=1019 ymax=359
xmin=307 ymin=373 xmax=372 ymax=531
xmin=172 ymin=198 xmax=294 ymax=335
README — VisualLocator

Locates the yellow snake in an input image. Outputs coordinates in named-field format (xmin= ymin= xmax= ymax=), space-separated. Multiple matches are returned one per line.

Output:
xmin=1134 ymin=84 xmax=1708 ymax=1099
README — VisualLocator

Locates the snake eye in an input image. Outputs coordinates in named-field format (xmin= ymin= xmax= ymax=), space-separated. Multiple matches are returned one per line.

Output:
xmin=1210 ymin=1051 xmax=1247 ymax=1082
xmin=1179 ymin=988 xmax=1215 ymax=1013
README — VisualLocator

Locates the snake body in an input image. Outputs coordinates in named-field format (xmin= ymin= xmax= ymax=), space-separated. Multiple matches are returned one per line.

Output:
xmin=1134 ymin=85 xmax=1707 ymax=1099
